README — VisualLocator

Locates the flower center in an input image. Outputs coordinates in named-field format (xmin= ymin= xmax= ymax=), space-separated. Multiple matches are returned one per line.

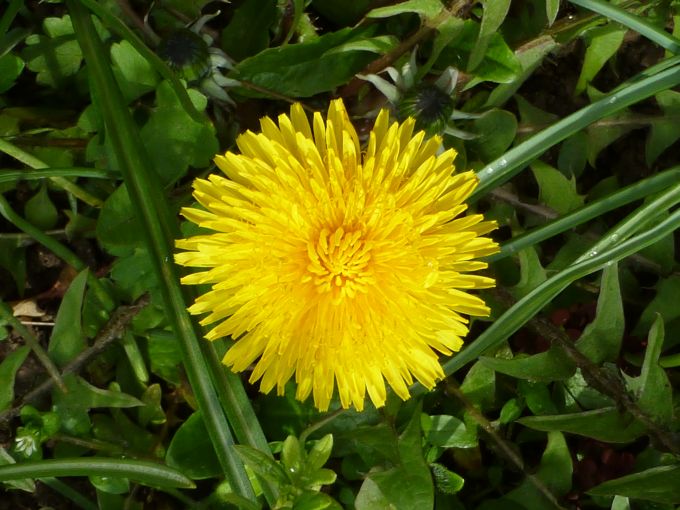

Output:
xmin=306 ymin=227 xmax=374 ymax=300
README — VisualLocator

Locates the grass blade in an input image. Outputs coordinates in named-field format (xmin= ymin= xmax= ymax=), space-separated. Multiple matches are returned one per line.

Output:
xmin=66 ymin=0 xmax=259 ymax=500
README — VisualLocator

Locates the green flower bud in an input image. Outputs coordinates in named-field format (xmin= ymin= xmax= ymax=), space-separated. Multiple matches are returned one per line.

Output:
xmin=397 ymin=84 xmax=455 ymax=135
xmin=157 ymin=29 xmax=211 ymax=83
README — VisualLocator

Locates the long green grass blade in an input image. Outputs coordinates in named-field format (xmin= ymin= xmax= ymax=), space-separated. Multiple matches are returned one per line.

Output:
xmin=0 ymin=167 xmax=114 ymax=183
xmin=435 ymin=207 xmax=680 ymax=380
xmin=569 ymin=0 xmax=680 ymax=54
xmin=0 ymin=458 xmax=195 ymax=489
xmin=66 ymin=0 xmax=258 ymax=500
xmin=489 ymin=166 xmax=680 ymax=262
xmin=472 ymin=61 xmax=680 ymax=199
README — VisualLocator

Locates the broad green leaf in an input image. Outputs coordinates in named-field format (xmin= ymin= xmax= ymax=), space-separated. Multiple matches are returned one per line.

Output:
xmin=24 ymin=183 xmax=59 ymax=230
xmin=281 ymin=436 xmax=303 ymax=474
xmin=531 ymin=160 xmax=585 ymax=214
xmin=306 ymin=435 xmax=333 ymax=472
xmin=90 ymin=475 xmax=129 ymax=495
xmin=515 ymin=96 xmax=558 ymax=142
xmin=468 ymin=0 xmax=511 ymax=71
xmin=638 ymin=210 xmax=675 ymax=273
xmin=111 ymin=40 xmax=159 ymax=102
xmin=140 ymin=81 xmax=218 ymax=186
xmin=468 ymin=109 xmax=517 ymax=161
xmin=110 ymin=248 xmax=158 ymax=301
xmin=221 ymin=0 xmax=277 ymax=61
xmin=518 ymin=380 xmax=558 ymax=415
xmin=366 ymin=0 xmax=443 ymax=20
xmin=23 ymin=15 xmax=83 ymax=87
xmin=0 ymin=53 xmax=24 ymax=93
xmin=626 ymin=316 xmax=673 ymax=426
xmin=356 ymin=409 xmax=433 ymax=510
xmin=326 ymin=36 xmax=398 ymax=55
xmin=518 ymin=407 xmax=645 ymax=442
xmin=576 ymin=263 xmax=624 ymax=363
xmin=575 ymin=24 xmax=626 ymax=94
xmin=48 ymin=269 xmax=89 ymax=368
xmin=586 ymin=110 xmax=635 ymax=166
xmin=633 ymin=275 xmax=680 ymax=336
xmin=510 ymin=246 xmax=547 ymax=299
xmin=485 ymin=35 xmax=558 ymax=108
xmin=166 ymin=412 xmax=221 ymax=479
xmin=96 ymin=184 xmax=143 ymax=256
xmin=145 ymin=330 xmax=183 ymax=385
xmin=459 ymin=361 xmax=495 ymax=411
xmin=561 ymin=369 xmax=614 ymax=412
xmin=557 ymin=131 xmax=588 ymax=177
xmin=546 ymin=0 xmax=560 ymax=26
xmin=646 ymin=90 xmax=680 ymax=164
xmin=588 ymin=465 xmax=680 ymax=504
xmin=0 ymin=346 xmax=30 ymax=412
xmin=505 ymin=431 xmax=572 ymax=507
xmin=425 ymin=415 xmax=476 ymax=448
xmin=233 ymin=28 xmax=378 ymax=97
xmin=480 ymin=346 xmax=576 ymax=382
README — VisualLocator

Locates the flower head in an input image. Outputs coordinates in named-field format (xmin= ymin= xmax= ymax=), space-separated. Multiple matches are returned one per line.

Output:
xmin=175 ymin=99 xmax=498 ymax=411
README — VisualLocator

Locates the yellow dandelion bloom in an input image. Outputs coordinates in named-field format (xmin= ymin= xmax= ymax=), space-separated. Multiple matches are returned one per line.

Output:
xmin=175 ymin=99 xmax=498 ymax=412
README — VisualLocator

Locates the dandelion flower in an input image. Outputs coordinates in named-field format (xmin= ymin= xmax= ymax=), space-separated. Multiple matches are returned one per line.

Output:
xmin=175 ymin=99 xmax=498 ymax=411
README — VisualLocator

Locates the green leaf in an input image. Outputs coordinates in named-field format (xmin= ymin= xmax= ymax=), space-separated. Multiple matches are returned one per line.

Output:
xmin=576 ymin=263 xmax=624 ymax=363
xmin=468 ymin=0 xmax=511 ymax=71
xmin=23 ymin=15 xmax=83 ymax=87
xmin=505 ymin=431 xmax=572 ymax=507
xmin=449 ymin=21 xmax=520 ymax=86
xmin=111 ymin=40 xmax=159 ymax=102
xmin=233 ymin=27 xmax=379 ymax=97
xmin=166 ymin=411 xmax=221 ymax=480
xmin=24 ymin=183 xmax=59 ymax=230
xmin=306 ymin=435 xmax=333 ymax=472
xmin=110 ymin=248 xmax=158 ymax=301
xmin=468 ymin=109 xmax=517 ymax=161
xmin=480 ymin=346 xmax=576 ymax=382
xmin=460 ymin=361 xmax=495 ymax=411
xmin=575 ymin=24 xmax=626 ymax=94
xmin=430 ymin=463 xmax=464 ymax=495
xmin=96 ymin=184 xmax=143 ymax=256
xmin=627 ymin=315 xmax=673 ymax=426
xmin=557 ymin=131 xmax=588 ymax=177
xmin=145 ymin=330 xmax=183 ymax=384
xmin=221 ymin=0 xmax=277 ymax=61
xmin=48 ymin=269 xmax=89 ymax=368
xmin=546 ymin=0 xmax=560 ymax=26
xmin=510 ymin=246 xmax=547 ymax=299
xmin=646 ymin=90 xmax=680 ymax=164
xmin=356 ymin=409 xmax=433 ymax=510
xmin=366 ymin=0 xmax=443 ymax=20
xmin=0 ymin=53 xmax=24 ymax=93
xmin=235 ymin=445 xmax=288 ymax=487
xmin=586 ymin=110 xmax=635 ymax=166
xmin=633 ymin=275 xmax=680 ymax=336
xmin=531 ymin=160 xmax=585 ymax=214
xmin=0 ymin=346 xmax=30 ymax=412
xmin=54 ymin=374 xmax=144 ymax=410
xmin=518 ymin=407 xmax=645 ymax=442
xmin=426 ymin=415 xmax=476 ymax=448
xmin=588 ymin=465 xmax=680 ymax=504
xmin=282 ymin=435 xmax=303 ymax=475
xmin=140 ymin=81 xmax=218 ymax=186
xmin=0 ymin=239 xmax=26 ymax=295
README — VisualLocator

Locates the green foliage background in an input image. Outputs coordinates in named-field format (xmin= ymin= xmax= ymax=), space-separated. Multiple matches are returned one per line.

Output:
xmin=1 ymin=0 xmax=680 ymax=509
